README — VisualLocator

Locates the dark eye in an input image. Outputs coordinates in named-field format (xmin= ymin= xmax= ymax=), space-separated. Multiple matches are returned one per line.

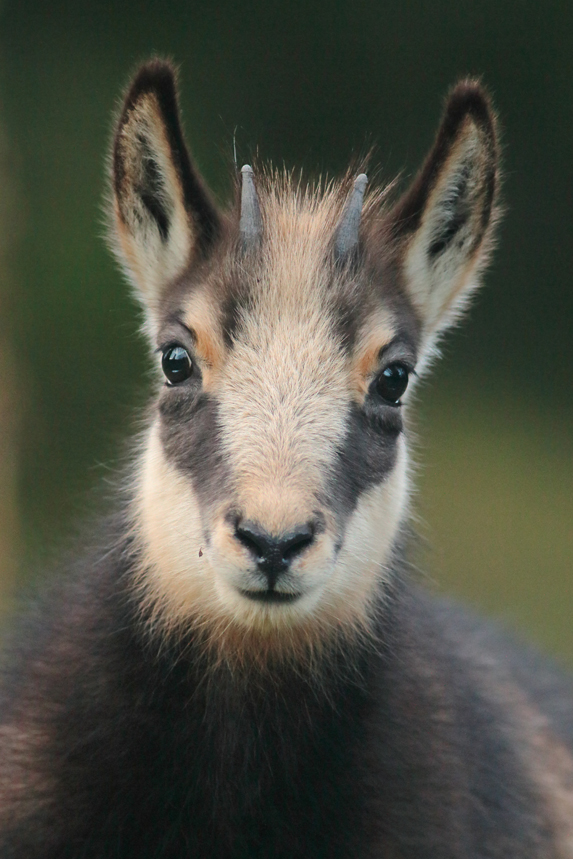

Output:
xmin=161 ymin=345 xmax=193 ymax=384
xmin=375 ymin=363 xmax=409 ymax=405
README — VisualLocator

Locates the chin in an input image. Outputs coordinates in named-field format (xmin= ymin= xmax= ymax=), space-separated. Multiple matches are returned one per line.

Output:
xmin=213 ymin=572 xmax=324 ymax=628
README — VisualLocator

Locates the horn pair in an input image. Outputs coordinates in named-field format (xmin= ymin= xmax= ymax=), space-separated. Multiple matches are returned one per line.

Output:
xmin=239 ymin=166 xmax=368 ymax=257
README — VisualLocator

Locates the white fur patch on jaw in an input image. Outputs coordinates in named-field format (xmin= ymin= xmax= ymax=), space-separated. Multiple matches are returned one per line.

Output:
xmin=131 ymin=422 xmax=216 ymax=629
xmin=329 ymin=436 xmax=410 ymax=619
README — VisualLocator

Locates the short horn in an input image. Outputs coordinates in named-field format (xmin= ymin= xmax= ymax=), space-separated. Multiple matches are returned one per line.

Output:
xmin=335 ymin=173 xmax=368 ymax=260
xmin=240 ymin=164 xmax=262 ymax=250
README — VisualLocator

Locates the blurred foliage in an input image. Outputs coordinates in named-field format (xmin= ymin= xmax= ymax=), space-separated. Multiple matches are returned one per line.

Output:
xmin=0 ymin=110 xmax=18 ymax=589
xmin=415 ymin=382 xmax=573 ymax=660
xmin=0 ymin=1 xmax=571 ymax=658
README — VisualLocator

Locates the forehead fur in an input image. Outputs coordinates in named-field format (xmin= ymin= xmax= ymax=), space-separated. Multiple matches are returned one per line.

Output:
xmin=173 ymin=169 xmax=397 ymax=326
xmin=170 ymin=171 xmax=406 ymax=398
xmin=240 ymin=167 xmax=387 ymax=263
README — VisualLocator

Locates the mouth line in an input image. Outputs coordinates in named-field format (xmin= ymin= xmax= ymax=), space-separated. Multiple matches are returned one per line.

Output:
xmin=239 ymin=588 xmax=303 ymax=605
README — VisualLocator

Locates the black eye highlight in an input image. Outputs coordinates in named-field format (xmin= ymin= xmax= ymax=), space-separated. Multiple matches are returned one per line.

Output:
xmin=374 ymin=363 xmax=410 ymax=405
xmin=161 ymin=344 xmax=193 ymax=385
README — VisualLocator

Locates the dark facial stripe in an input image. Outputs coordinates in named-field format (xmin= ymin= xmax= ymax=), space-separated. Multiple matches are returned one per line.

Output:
xmin=159 ymin=388 xmax=231 ymax=515
xmin=331 ymin=295 xmax=364 ymax=354
xmin=220 ymin=295 xmax=241 ymax=349
xmin=322 ymin=401 xmax=402 ymax=522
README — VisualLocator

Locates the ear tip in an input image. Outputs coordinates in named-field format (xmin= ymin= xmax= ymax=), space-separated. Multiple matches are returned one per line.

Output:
xmin=131 ymin=57 xmax=177 ymax=84
xmin=122 ymin=58 xmax=179 ymax=113
xmin=444 ymin=79 xmax=497 ymax=138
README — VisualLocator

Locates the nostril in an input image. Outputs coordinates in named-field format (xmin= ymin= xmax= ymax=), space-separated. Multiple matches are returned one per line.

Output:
xmin=281 ymin=525 xmax=314 ymax=562
xmin=234 ymin=524 xmax=267 ymax=562
xmin=234 ymin=520 xmax=316 ymax=569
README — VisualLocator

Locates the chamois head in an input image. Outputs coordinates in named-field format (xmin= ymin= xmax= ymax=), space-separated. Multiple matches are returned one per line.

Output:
xmin=111 ymin=60 xmax=498 ymax=660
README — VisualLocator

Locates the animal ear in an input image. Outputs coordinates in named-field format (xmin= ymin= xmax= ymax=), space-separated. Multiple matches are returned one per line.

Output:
xmin=111 ymin=60 xmax=221 ymax=320
xmin=389 ymin=81 xmax=499 ymax=339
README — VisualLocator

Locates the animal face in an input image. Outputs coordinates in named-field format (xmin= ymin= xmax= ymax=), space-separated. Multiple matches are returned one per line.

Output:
xmin=110 ymin=61 xmax=498 ymax=654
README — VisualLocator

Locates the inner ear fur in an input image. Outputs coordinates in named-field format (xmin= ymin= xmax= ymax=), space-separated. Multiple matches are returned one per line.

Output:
xmin=390 ymin=80 xmax=499 ymax=337
xmin=111 ymin=59 xmax=221 ymax=318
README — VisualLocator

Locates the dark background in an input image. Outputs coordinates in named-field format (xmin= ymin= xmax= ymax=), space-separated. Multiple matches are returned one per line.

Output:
xmin=0 ymin=1 xmax=571 ymax=658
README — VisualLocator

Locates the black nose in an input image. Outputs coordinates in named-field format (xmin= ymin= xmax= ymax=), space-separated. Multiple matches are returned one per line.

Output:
xmin=234 ymin=520 xmax=315 ymax=588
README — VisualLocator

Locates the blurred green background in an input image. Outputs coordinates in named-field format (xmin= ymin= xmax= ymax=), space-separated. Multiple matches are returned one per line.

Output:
xmin=0 ymin=1 xmax=571 ymax=659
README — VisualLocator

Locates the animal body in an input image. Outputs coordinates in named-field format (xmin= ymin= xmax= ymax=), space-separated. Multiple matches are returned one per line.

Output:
xmin=0 ymin=60 xmax=572 ymax=858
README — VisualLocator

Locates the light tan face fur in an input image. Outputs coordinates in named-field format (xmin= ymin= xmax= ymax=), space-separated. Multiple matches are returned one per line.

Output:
xmin=132 ymin=196 xmax=411 ymax=649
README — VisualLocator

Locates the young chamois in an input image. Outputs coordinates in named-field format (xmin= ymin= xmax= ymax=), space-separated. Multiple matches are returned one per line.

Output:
xmin=0 ymin=59 xmax=572 ymax=859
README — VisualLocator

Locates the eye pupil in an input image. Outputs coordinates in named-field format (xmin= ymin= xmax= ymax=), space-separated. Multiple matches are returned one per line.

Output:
xmin=162 ymin=346 xmax=192 ymax=384
xmin=375 ymin=363 xmax=409 ymax=404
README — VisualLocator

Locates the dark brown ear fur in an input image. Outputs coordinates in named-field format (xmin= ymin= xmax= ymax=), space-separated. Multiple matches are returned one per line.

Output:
xmin=391 ymin=80 xmax=498 ymax=247
xmin=113 ymin=59 xmax=220 ymax=255
xmin=111 ymin=60 xmax=222 ymax=320
xmin=385 ymin=80 xmax=500 ymax=339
